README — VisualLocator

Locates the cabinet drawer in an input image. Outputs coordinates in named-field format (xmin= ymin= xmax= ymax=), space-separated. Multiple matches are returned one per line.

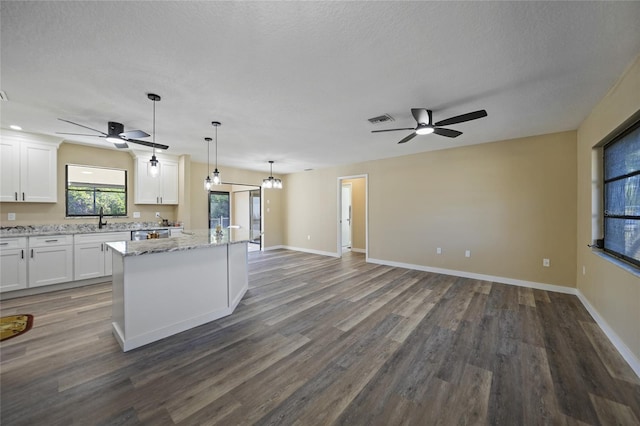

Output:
xmin=28 ymin=234 xmax=72 ymax=247
xmin=74 ymin=232 xmax=130 ymax=244
xmin=0 ymin=237 xmax=27 ymax=250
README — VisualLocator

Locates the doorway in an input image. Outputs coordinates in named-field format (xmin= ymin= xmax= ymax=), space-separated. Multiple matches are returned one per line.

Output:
xmin=341 ymin=183 xmax=352 ymax=253
xmin=208 ymin=191 xmax=230 ymax=229
xmin=337 ymin=175 xmax=368 ymax=258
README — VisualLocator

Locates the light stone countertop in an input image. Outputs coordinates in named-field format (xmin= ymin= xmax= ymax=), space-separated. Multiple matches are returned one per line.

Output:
xmin=107 ymin=229 xmax=250 ymax=257
xmin=0 ymin=222 xmax=182 ymax=237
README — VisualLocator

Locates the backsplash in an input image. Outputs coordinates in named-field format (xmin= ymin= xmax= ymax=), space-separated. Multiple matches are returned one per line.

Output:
xmin=0 ymin=222 xmax=173 ymax=236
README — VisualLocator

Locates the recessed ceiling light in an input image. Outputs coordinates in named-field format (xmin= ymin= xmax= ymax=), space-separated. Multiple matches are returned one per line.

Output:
xmin=10 ymin=125 xmax=22 ymax=130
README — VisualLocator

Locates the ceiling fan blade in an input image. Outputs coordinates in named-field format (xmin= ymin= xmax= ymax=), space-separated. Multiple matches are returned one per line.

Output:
xmin=434 ymin=109 xmax=487 ymax=127
xmin=433 ymin=128 xmax=462 ymax=138
xmin=58 ymin=118 xmax=106 ymax=135
xmin=56 ymin=132 xmax=103 ymax=137
xmin=127 ymin=139 xmax=170 ymax=150
xmin=120 ymin=129 xmax=150 ymax=139
xmin=411 ymin=108 xmax=431 ymax=125
xmin=372 ymin=127 xmax=415 ymax=133
xmin=398 ymin=133 xmax=418 ymax=144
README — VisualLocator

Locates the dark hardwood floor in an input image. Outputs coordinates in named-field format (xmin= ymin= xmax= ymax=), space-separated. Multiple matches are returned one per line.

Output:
xmin=1 ymin=250 xmax=639 ymax=425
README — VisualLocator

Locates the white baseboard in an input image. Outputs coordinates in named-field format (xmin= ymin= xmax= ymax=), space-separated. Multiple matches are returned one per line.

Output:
xmin=281 ymin=245 xmax=340 ymax=258
xmin=262 ymin=245 xmax=286 ymax=251
xmin=366 ymin=257 xmax=575 ymax=294
xmin=575 ymin=290 xmax=640 ymax=378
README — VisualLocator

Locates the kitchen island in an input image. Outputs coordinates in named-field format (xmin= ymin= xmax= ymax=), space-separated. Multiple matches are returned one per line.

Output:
xmin=107 ymin=229 xmax=249 ymax=352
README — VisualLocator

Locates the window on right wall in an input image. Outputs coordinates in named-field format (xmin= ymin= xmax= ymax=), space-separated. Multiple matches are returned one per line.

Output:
xmin=603 ymin=120 xmax=640 ymax=267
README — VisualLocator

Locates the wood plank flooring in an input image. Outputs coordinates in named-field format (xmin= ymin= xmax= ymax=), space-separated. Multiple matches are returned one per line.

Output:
xmin=1 ymin=249 xmax=639 ymax=425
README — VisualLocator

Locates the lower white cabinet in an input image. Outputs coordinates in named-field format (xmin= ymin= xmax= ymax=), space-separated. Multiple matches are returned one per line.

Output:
xmin=0 ymin=237 xmax=28 ymax=292
xmin=28 ymin=235 xmax=73 ymax=288
xmin=73 ymin=232 xmax=130 ymax=280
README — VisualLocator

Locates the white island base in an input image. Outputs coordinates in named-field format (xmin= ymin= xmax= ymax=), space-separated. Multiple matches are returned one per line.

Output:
xmin=110 ymin=241 xmax=248 ymax=352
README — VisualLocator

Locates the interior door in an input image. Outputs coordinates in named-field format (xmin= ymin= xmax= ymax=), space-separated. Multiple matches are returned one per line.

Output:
xmin=341 ymin=183 xmax=352 ymax=250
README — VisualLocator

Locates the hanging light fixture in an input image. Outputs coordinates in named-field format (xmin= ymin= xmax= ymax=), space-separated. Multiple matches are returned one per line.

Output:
xmin=147 ymin=93 xmax=161 ymax=177
xmin=203 ymin=137 xmax=213 ymax=191
xmin=211 ymin=121 xmax=222 ymax=185
xmin=262 ymin=160 xmax=283 ymax=189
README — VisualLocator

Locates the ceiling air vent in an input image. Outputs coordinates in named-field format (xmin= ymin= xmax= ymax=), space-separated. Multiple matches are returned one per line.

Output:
xmin=368 ymin=114 xmax=394 ymax=124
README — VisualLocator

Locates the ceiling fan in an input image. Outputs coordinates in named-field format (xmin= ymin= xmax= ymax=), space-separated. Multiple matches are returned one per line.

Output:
xmin=372 ymin=108 xmax=487 ymax=144
xmin=56 ymin=119 xmax=170 ymax=150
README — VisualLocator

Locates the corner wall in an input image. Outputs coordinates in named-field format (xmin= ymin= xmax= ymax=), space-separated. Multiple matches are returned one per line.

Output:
xmin=576 ymin=55 xmax=640 ymax=363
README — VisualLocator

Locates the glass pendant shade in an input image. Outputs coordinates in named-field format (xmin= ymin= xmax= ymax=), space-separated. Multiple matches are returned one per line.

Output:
xmin=148 ymin=93 xmax=161 ymax=178
xmin=262 ymin=177 xmax=273 ymax=189
xmin=204 ymin=176 xmax=212 ymax=190
xmin=149 ymin=155 xmax=160 ymax=177
xmin=212 ymin=169 xmax=221 ymax=185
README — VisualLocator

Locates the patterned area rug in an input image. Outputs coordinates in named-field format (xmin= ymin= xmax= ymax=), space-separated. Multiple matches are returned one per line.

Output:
xmin=0 ymin=314 xmax=34 ymax=342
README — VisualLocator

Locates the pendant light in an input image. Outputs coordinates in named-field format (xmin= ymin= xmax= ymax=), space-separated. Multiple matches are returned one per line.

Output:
xmin=262 ymin=160 xmax=283 ymax=189
xmin=203 ymin=137 xmax=213 ymax=191
xmin=211 ymin=121 xmax=222 ymax=185
xmin=147 ymin=93 xmax=161 ymax=177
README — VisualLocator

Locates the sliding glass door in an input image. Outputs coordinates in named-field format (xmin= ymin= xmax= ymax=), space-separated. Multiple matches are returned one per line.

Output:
xmin=209 ymin=191 xmax=230 ymax=229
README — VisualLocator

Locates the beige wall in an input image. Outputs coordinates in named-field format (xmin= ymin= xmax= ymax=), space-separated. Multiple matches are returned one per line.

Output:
xmin=576 ymin=55 xmax=640 ymax=361
xmin=0 ymin=142 xmax=177 ymax=226
xmin=284 ymin=130 xmax=577 ymax=287
xmin=342 ymin=178 xmax=366 ymax=251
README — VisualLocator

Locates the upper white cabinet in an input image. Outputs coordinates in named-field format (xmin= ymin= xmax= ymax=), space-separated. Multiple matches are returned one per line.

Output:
xmin=0 ymin=131 xmax=61 ymax=203
xmin=133 ymin=155 xmax=179 ymax=205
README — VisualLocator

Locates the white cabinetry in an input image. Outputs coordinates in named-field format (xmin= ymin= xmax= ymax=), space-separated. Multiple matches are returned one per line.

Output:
xmin=28 ymin=235 xmax=73 ymax=287
xmin=0 ymin=131 xmax=60 ymax=203
xmin=134 ymin=155 xmax=179 ymax=205
xmin=0 ymin=237 xmax=28 ymax=293
xmin=73 ymin=232 xmax=130 ymax=280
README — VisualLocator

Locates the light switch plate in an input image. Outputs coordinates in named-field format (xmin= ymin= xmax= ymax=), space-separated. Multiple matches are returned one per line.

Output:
xmin=7 ymin=213 xmax=16 ymax=221
xmin=133 ymin=212 xmax=141 ymax=218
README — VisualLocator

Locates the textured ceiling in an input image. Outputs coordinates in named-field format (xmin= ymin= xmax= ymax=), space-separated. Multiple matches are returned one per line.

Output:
xmin=1 ymin=1 xmax=639 ymax=174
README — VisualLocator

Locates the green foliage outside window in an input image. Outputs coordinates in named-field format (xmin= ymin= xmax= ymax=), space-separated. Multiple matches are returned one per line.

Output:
xmin=67 ymin=185 xmax=126 ymax=216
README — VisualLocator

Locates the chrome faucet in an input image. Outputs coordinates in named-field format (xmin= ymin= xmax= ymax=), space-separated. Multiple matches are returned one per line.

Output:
xmin=98 ymin=207 xmax=107 ymax=229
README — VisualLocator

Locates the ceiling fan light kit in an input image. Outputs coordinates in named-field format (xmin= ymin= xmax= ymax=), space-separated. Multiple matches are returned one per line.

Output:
xmin=262 ymin=160 xmax=282 ymax=189
xmin=372 ymin=108 xmax=487 ymax=144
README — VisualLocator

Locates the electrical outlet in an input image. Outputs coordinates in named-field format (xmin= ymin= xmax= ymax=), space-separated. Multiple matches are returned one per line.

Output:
xmin=7 ymin=213 xmax=16 ymax=221
xmin=133 ymin=212 xmax=141 ymax=219
xmin=307 ymin=235 xmax=311 ymax=240
xmin=436 ymin=247 xmax=442 ymax=254
xmin=155 ymin=212 xmax=160 ymax=218
xmin=465 ymin=250 xmax=471 ymax=258
xmin=543 ymin=258 xmax=550 ymax=267
xmin=582 ymin=265 xmax=586 ymax=275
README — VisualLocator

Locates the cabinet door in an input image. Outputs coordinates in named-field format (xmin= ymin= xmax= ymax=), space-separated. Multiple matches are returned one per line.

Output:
xmin=160 ymin=160 xmax=179 ymax=204
xmin=0 ymin=139 xmax=21 ymax=202
xmin=104 ymin=244 xmax=114 ymax=276
xmin=74 ymin=242 xmax=105 ymax=280
xmin=0 ymin=248 xmax=27 ymax=292
xmin=20 ymin=142 xmax=57 ymax=203
xmin=135 ymin=157 xmax=161 ymax=204
xmin=29 ymin=245 xmax=73 ymax=287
